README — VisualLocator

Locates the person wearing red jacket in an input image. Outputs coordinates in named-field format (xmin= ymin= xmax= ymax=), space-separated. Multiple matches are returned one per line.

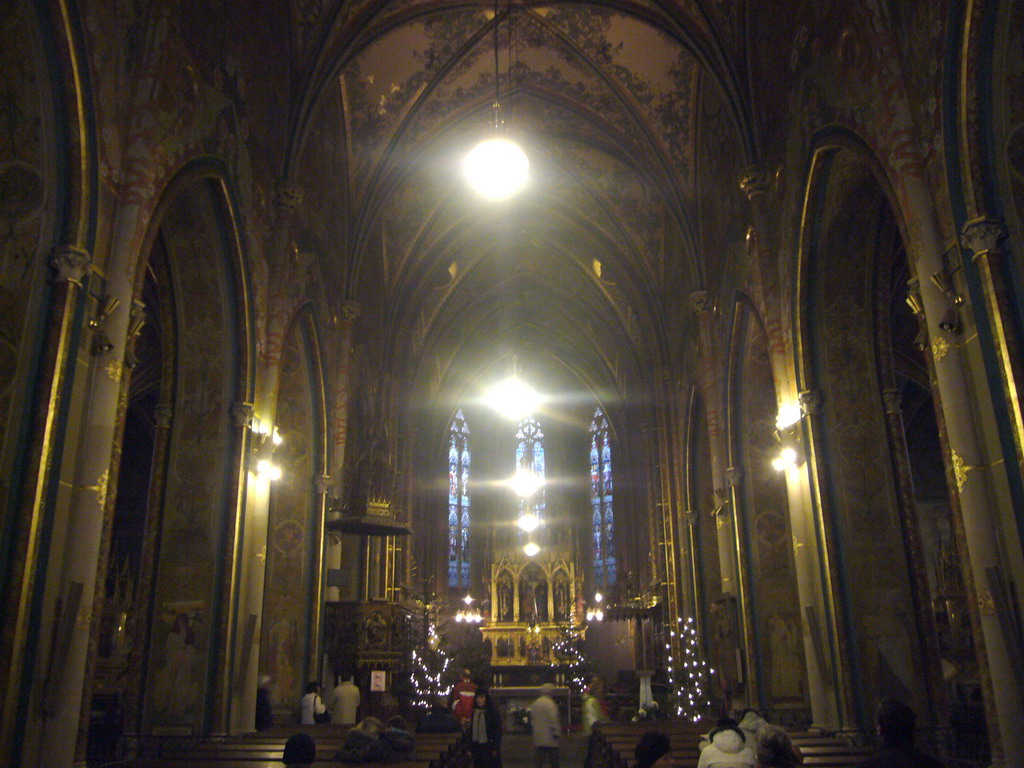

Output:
xmin=451 ymin=670 xmax=477 ymax=726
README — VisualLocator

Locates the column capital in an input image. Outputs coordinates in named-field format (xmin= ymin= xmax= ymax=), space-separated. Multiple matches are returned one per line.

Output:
xmin=961 ymin=216 xmax=1006 ymax=256
xmin=799 ymin=389 xmax=823 ymax=416
xmin=881 ymin=388 xmax=902 ymax=416
xmin=274 ymin=181 xmax=304 ymax=218
xmin=689 ymin=290 xmax=711 ymax=315
xmin=339 ymin=300 xmax=361 ymax=323
xmin=738 ymin=167 xmax=768 ymax=200
xmin=154 ymin=403 xmax=173 ymax=427
xmin=230 ymin=401 xmax=254 ymax=428
xmin=49 ymin=245 xmax=92 ymax=285
xmin=725 ymin=466 xmax=743 ymax=488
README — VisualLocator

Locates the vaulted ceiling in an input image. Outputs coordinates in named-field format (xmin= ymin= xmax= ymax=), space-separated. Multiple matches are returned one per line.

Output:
xmin=288 ymin=0 xmax=754 ymax=411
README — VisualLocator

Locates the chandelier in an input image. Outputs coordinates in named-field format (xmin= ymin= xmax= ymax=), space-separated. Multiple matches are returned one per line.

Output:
xmin=463 ymin=0 xmax=528 ymax=200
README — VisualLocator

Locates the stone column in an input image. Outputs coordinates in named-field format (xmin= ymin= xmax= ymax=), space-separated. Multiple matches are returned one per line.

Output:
xmin=690 ymin=290 xmax=738 ymax=597
xmin=880 ymin=387 xmax=945 ymax=723
xmin=39 ymin=242 xmax=137 ymax=768
xmin=1 ymin=247 xmax=91 ymax=768
xmin=310 ymin=473 xmax=331 ymax=678
xmin=787 ymin=389 xmax=844 ymax=730
xmin=327 ymin=300 xmax=361 ymax=601
xmin=724 ymin=464 xmax=756 ymax=707
xmin=962 ymin=217 xmax=1024 ymax=484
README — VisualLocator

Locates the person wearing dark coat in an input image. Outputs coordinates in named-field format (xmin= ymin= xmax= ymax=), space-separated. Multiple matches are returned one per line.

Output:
xmin=417 ymin=699 xmax=462 ymax=733
xmin=858 ymin=700 xmax=943 ymax=768
xmin=255 ymin=675 xmax=273 ymax=731
xmin=468 ymin=688 xmax=503 ymax=768
xmin=284 ymin=733 xmax=316 ymax=767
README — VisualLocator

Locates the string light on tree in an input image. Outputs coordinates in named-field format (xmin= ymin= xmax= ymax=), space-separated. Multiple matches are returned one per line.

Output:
xmin=410 ymin=621 xmax=451 ymax=709
xmin=552 ymin=624 xmax=592 ymax=696
xmin=666 ymin=616 xmax=714 ymax=721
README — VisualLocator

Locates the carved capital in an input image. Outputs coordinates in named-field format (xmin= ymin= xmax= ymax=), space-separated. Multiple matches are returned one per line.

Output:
xmin=154 ymin=403 xmax=173 ymax=427
xmin=339 ymin=300 xmax=361 ymax=323
xmin=881 ymin=388 xmax=902 ymax=415
xmin=49 ymin=245 xmax=92 ymax=285
xmin=689 ymin=290 xmax=710 ymax=315
xmin=274 ymin=181 xmax=304 ymax=218
xmin=738 ymin=167 xmax=768 ymax=200
xmin=314 ymin=474 xmax=332 ymax=495
xmin=961 ymin=216 xmax=1005 ymax=257
xmin=725 ymin=466 xmax=743 ymax=488
xmin=798 ymin=389 xmax=823 ymax=416
xmin=230 ymin=401 xmax=254 ymax=428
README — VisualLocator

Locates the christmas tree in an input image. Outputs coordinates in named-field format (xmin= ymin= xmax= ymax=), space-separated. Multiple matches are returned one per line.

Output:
xmin=553 ymin=623 xmax=591 ymax=696
xmin=666 ymin=616 xmax=715 ymax=721
xmin=410 ymin=621 xmax=451 ymax=709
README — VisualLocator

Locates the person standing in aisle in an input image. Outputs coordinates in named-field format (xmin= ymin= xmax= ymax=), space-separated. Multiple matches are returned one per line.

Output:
xmin=530 ymin=683 xmax=561 ymax=768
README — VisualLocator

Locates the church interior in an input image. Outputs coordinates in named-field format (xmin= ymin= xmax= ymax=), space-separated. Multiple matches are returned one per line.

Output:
xmin=2 ymin=0 xmax=1024 ymax=766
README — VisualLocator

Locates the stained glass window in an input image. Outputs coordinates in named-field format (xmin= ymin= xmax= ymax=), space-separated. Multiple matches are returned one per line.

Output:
xmin=516 ymin=416 xmax=546 ymax=524
xmin=448 ymin=409 xmax=471 ymax=587
xmin=591 ymin=406 xmax=616 ymax=585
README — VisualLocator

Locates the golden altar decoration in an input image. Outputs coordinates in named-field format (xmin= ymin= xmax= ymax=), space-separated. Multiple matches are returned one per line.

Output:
xmin=481 ymin=547 xmax=581 ymax=667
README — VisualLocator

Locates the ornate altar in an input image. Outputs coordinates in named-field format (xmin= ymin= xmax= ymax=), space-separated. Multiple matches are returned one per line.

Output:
xmin=481 ymin=547 xmax=580 ymax=672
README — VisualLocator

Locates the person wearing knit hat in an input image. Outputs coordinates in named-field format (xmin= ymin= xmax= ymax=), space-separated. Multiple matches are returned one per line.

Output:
xmin=635 ymin=731 xmax=673 ymax=768
xmin=283 ymin=732 xmax=316 ymax=767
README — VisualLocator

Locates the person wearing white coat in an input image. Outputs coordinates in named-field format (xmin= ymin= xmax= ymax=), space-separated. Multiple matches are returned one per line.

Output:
xmin=529 ymin=683 xmax=561 ymax=768
xmin=696 ymin=720 xmax=754 ymax=768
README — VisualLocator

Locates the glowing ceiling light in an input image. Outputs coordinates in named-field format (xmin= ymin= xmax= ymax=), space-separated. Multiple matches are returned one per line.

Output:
xmin=463 ymin=137 xmax=529 ymax=200
xmin=483 ymin=376 xmax=543 ymax=420
xmin=517 ymin=513 xmax=540 ymax=532
xmin=523 ymin=541 xmax=540 ymax=557
xmin=510 ymin=469 xmax=544 ymax=498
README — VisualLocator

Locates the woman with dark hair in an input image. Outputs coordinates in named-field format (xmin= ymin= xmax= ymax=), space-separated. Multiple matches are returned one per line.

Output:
xmin=300 ymin=681 xmax=329 ymax=724
xmin=469 ymin=688 xmax=503 ymax=768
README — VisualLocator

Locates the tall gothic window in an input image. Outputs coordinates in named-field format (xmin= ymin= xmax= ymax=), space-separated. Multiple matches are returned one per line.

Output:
xmin=591 ymin=406 xmax=616 ymax=585
xmin=448 ymin=409 xmax=471 ymax=588
xmin=516 ymin=416 xmax=546 ymax=522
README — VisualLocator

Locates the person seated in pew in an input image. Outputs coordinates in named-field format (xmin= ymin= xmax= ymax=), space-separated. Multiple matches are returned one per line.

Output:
xmin=417 ymin=698 xmax=462 ymax=733
xmin=753 ymin=725 xmax=802 ymax=768
xmin=635 ymin=731 xmax=674 ymax=768
xmin=858 ymin=699 xmax=942 ymax=768
xmin=283 ymin=732 xmax=317 ymax=767
xmin=375 ymin=716 xmax=416 ymax=760
xmin=697 ymin=718 xmax=754 ymax=768
xmin=737 ymin=709 xmax=768 ymax=749
xmin=338 ymin=717 xmax=385 ymax=762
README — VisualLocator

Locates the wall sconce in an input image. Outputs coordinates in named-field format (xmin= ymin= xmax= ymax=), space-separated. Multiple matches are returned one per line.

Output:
xmin=930 ymin=269 xmax=964 ymax=335
xmin=88 ymin=295 xmax=120 ymax=356
xmin=772 ymin=402 xmax=804 ymax=472
xmin=585 ymin=592 xmax=604 ymax=622
xmin=251 ymin=420 xmax=283 ymax=481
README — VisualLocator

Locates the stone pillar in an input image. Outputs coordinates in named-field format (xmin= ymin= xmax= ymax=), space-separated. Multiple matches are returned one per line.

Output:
xmin=880 ymin=387 xmax=945 ymax=723
xmin=689 ymin=290 xmax=737 ymax=598
xmin=1 ymin=247 xmax=90 ymax=768
xmin=962 ymin=217 xmax=1024 ymax=485
xmin=724 ymin=464 xmax=756 ymax=706
xmin=39 ymin=241 xmax=136 ymax=768
xmin=787 ymin=389 xmax=843 ymax=730
xmin=310 ymin=473 xmax=331 ymax=678
xmin=327 ymin=300 xmax=361 ymax=601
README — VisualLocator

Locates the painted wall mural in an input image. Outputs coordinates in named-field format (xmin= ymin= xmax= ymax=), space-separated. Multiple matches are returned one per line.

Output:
xmin=144 ymin=183 xmax=236 ymax=732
